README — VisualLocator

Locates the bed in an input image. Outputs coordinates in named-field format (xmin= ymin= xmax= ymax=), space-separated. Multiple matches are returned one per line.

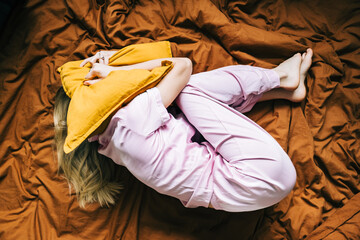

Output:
xmin=0 ymin=0 xmax=359 ymax=239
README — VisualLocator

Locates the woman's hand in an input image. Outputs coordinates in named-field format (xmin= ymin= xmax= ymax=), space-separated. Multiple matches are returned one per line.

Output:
xmin=80 ymin=50 xmax=118 ymax=67
xmin=83 ymin=63 xmax=115 ymax=86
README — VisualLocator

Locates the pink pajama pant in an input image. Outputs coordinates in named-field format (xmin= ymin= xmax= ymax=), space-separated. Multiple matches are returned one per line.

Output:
xmin=176 ymin=65 xmax=297 ymax=212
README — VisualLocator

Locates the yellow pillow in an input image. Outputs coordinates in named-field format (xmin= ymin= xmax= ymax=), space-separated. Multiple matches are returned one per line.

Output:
xmin=58 ymin=41 xmax=173 ymax=153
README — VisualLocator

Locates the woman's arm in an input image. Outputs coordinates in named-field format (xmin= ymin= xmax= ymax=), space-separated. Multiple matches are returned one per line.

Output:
xmin=155 ymin=58 xmax=192 ymax=108
xmin=112 ymin=57 xmax=193 ymax=107
xmin=84 ymin=57 xmax=193 ymax=108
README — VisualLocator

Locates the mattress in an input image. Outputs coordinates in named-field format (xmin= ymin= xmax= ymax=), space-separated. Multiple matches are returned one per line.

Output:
xmin=0 ymin=0 xmax=359 ymax=239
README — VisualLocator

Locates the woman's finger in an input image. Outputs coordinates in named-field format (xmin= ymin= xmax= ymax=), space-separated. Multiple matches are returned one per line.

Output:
xmin=99 ymin=56 xmax=105 ymax=64
xmin=81 ymin=56 xmax=97 ymax=67
xmin=89 ymin=58 xmax=98 ymax=66
xmin=99 ymin=51 xmax=107 ymax=64
xmin=80 ymin=58 xmax=91 ymax=67
xmin=80 ymin=51 xmax=101 ymax=67
xmin=85 ymin=68 xmax=96 ymax=79
xmin=83 ymin=79 xmax=101 ymax=86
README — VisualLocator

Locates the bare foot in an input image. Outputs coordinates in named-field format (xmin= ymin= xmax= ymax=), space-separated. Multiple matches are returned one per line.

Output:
xmin=287 ymin=48 xmax=313 ymax=102
xmin=273 ymin=53 xmax=302 ymax=90
xmin=259 ymin=49 xmax=313 ymax=103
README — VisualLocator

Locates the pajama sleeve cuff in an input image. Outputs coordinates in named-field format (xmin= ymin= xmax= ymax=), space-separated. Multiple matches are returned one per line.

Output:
xmin=147 ymin=87 xmax=171 ymax=127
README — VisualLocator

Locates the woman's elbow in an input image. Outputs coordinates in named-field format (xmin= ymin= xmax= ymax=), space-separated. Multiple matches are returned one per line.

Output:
xmin=183 ymin=57 xmax=193 ymax=72
xmin=177 ymin=58 xmax=193 ymax=77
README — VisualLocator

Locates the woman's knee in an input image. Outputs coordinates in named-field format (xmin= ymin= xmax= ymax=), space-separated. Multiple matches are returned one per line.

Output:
xmin=253 ymin=144 xmax=296 ymax=196
xmin=212 ymin=148 xmax=297 ymax=212
xmin=250 ymin=151 xmax=297 ymax=209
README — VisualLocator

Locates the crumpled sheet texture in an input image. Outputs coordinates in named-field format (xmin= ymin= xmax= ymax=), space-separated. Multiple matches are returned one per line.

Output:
xmin=0 ymin=0 xmax=359 ymax=239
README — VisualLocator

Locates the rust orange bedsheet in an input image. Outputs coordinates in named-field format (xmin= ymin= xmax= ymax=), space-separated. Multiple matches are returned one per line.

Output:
xmin=0 ymin=0 xmax=359 ymax=239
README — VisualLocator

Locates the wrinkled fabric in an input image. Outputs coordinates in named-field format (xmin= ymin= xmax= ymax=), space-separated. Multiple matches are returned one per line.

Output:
xmin=0 ymin=0 xmax=359 ymax=239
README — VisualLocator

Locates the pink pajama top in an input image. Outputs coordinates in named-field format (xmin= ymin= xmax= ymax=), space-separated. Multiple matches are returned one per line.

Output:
xmin=89 ymin=88 xmax=216 ymax=208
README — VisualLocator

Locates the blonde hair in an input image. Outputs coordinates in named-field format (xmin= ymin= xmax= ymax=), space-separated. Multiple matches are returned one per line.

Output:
xmin=54 ymin=87 xmax=123 ymax=208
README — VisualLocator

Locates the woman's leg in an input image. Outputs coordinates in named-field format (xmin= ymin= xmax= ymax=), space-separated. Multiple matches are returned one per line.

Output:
xmin=176 ymin=50 xmax=312 ymax=212
xmin=184 ymin=64 xmax=281 ymax=114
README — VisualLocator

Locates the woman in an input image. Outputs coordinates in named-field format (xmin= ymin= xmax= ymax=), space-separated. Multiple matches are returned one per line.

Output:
xmin=54 ymin=48 xmax=313 ymax=212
